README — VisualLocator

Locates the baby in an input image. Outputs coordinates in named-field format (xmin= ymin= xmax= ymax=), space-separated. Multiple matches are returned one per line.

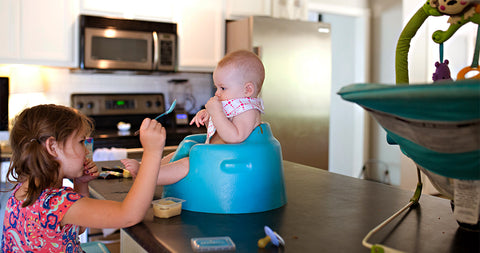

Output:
xmin=123 ymin=49 xmax=265 ymax=185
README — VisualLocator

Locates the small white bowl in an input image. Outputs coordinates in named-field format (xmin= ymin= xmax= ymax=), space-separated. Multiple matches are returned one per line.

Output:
xmin=117 ymin=122 xmax=131 ymax=131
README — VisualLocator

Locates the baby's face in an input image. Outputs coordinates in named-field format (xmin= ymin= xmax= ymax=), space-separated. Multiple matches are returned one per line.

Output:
xmin=212 ymin=65 xmax=247 ymax=101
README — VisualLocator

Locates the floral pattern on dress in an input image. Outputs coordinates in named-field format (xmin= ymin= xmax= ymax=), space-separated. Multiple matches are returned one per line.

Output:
xmin=2 ymin=185 xmax=83 ymax=252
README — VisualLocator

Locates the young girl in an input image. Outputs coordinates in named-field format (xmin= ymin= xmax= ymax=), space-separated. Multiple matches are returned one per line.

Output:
xmin=2 ymin=104 xmax=165 ymax=252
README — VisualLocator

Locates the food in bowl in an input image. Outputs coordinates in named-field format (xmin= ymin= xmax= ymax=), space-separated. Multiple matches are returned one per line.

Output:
xmin=152 ymin=197 xmax=185 ymax=218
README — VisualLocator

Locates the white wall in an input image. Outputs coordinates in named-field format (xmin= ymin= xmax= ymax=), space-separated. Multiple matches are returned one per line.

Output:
xmin=307 ymin=1 xmax=370 ymax=178
xmin=308 ymin=0 xmax=368 ymax=11
xmin=368 ymin=0 xmax=403 ymax=186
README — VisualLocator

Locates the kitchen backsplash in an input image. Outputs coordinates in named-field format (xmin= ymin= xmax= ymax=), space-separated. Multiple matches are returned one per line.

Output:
xmin=0 ymin=65 xmax=213 ymax=128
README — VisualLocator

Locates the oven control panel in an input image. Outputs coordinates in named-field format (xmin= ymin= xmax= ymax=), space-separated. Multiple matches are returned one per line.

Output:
xmin=71 ymin=93 xmax=166 ymax=116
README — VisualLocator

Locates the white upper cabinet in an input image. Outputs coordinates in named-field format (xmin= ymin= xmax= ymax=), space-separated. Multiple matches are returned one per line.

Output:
xmin=0 ymin=0 xmax=78 ymax=67
xmin=80 ymin=0 xmax=174 ymax=22
xmin=226 ymin=0 xmax=272 ymax=18
xmin=175 ymin=0 xmax=224 ymax=72
xmin=20 ymin=0 xmax=78 ymax=66
xmin=0 ymin=0 xmax=233 ymax=71
xmin=0 ymin=0 xmax=20 ymax=60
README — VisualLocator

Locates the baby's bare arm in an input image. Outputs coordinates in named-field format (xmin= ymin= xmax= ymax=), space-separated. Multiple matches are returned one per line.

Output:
xmin=211 ymin=109 xmax=260 ymax=143
xmin=190 ymin=109 xmax=209 ymax=127
xmin=121 ymin=159 xmax=140 ymax=177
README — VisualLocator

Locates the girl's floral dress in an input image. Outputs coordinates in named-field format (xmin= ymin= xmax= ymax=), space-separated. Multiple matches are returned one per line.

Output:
xmin=2 ymin=184 xmax=83 ymax=252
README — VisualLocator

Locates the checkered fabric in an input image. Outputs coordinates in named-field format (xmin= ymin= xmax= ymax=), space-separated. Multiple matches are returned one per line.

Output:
xmin=206 ymin=97 xmax=264 ymax=143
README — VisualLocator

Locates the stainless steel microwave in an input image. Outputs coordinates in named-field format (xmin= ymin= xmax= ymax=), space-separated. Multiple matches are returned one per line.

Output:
xmin=80 ymin=15 xmax=177 ymax=72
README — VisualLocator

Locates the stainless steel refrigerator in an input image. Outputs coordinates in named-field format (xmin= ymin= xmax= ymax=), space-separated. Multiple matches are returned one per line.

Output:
xmin=226 ymin=16 xmax=331 ymax=169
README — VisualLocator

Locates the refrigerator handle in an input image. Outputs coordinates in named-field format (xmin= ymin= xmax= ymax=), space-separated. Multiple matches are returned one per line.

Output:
xmin=253 ymin=46 xmax=262 ymax=58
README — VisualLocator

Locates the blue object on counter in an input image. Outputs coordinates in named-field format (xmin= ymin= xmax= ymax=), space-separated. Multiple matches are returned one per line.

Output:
xmin=264 ymin=226 xmax=279 ymax=246
xmin=162 ymin=122 xmax=287 ymax=214
xmin=81 ymin=241 xmax=110 ymax=253
xmin=190 ymin=236 xmax=236 ymax=252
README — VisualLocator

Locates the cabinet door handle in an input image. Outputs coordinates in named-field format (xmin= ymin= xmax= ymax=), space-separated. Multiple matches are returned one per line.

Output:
xmin=153 ymin=31 xmax=159 ymax=69
xmin=253 ymin=46 xmax=262 ymax=58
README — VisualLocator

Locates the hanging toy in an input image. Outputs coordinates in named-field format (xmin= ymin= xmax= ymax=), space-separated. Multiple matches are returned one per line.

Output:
xmin=433 ymin=60 xmax=453 ymax=82
xmin=432 ymin=43 xmax=453 ymax=82
xmin=457 ymin=25 xmax=480 ymax=80
xmin=396 ymin=0 xmax=480 ymax=84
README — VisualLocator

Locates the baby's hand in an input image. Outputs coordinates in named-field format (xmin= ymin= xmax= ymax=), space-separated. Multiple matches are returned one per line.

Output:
xmin=190 ymin=109 xmax=209 ymax=127
xmin=205 ymin=96 xmax=223 ymax=117
xmin=121 ymin=158 xmax=140 ymax=178
xmin=139 ymin=118 xmax=166 ymax=153
xmin=76 ymin=158 xmax=99 ymax=183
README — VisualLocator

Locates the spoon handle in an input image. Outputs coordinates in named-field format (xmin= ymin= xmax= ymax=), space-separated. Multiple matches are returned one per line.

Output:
xmin=134 ymin=100 xmax=176 ymax=136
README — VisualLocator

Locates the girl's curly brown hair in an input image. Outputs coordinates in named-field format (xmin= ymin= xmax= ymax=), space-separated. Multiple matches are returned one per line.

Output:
xmin=6 ymin=104 xmax=93 ymax=207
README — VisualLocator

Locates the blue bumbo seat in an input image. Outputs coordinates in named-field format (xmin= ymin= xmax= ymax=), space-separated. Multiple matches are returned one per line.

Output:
xmin=162 ymin=122 xmax=287 ymax=214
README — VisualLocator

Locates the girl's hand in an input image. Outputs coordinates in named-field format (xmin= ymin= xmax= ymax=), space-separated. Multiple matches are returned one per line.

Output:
xmin=76 ymin=158 xmax=99 ymax=184
xmin=139 ymin=118 xmax=166 ymax=153
xmin=190 ymin=109 xmax=209 ymax=127
xmin=205 ymin=96 xmax=223 ymax=118
xmin=121 ymin=158 xmax=140 ymax=178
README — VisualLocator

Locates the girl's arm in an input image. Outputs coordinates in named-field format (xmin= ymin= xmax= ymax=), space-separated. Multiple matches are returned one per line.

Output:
xmin=62 ymin=118 xmax=165 ymax=228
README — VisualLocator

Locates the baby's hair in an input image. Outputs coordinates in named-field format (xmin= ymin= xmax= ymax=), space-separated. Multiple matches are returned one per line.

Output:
xmin=218 ymin=50 xmax=265 ymax=96
xmin=7 ymin=104 xmax=93 ymax=207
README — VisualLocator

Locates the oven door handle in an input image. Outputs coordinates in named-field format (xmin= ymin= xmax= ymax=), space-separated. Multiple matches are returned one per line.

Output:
xmin=153 ymin=31 xmax=159 ymax=69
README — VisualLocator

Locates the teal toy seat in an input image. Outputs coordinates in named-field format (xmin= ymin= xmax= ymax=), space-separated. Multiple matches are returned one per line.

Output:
xmin=162 ymin=122 xmax=287 ymax=214
xmin=338 ymin=80 xmax=480 ymax=181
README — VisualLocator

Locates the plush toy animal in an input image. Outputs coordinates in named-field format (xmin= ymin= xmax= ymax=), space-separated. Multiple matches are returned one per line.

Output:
xmin=429 ymin=0 xmax=478 ymax=25
xmin=432 ymin=59 xmax=453 ymax=82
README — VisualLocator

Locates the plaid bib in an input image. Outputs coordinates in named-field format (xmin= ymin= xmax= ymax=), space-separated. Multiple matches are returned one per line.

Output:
xmin=206 ymin=97 xmax=264 ymax=143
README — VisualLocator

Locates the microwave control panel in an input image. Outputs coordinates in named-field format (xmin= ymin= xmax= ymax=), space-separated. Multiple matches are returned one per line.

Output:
xmin=71 ymin=93 xmax=166 ymax=116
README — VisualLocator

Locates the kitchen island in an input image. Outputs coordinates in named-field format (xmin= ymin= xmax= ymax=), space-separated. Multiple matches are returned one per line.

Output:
xmin=91 ymin=161 xmax=478 ymax=252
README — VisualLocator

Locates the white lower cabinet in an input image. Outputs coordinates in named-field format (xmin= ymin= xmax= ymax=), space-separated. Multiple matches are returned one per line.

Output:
xmin=120 ymin=229 xmax=147 ymax=253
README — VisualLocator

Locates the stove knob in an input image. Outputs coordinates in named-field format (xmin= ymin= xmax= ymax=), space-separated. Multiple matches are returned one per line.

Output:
xmin=146 ymin=101 xmax=152 ymax=108
xmin=76 ymin=102 xmax=84 ymax=109
xmin=155 ymin=100 xmax=162 ymax=107
xmin=87 ymin=102 xmax=94 ymax=109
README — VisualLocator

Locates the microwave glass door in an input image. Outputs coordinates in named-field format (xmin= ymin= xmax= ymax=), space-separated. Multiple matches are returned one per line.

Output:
xmin=85 ymin=28 xmax=153 ymax=70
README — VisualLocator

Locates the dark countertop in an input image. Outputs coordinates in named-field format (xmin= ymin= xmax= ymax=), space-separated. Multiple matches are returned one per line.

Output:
xmin=91 ymin=161 xmax=479 ymax=253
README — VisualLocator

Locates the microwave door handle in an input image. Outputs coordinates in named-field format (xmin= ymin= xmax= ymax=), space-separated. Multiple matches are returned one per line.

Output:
xmin=153 ymin=31 xmax=159 ymax=69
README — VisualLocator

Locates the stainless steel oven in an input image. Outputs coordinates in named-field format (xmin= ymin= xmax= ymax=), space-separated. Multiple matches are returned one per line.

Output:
xmin=80 ymin=15 xmax=177 ymax=72
xmin=71 ymin=93 xmax=204 ymax=153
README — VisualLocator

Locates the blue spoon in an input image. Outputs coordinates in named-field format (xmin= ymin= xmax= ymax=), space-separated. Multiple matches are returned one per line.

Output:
xmin=134 ymin=99 xmax=176 ymax=136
